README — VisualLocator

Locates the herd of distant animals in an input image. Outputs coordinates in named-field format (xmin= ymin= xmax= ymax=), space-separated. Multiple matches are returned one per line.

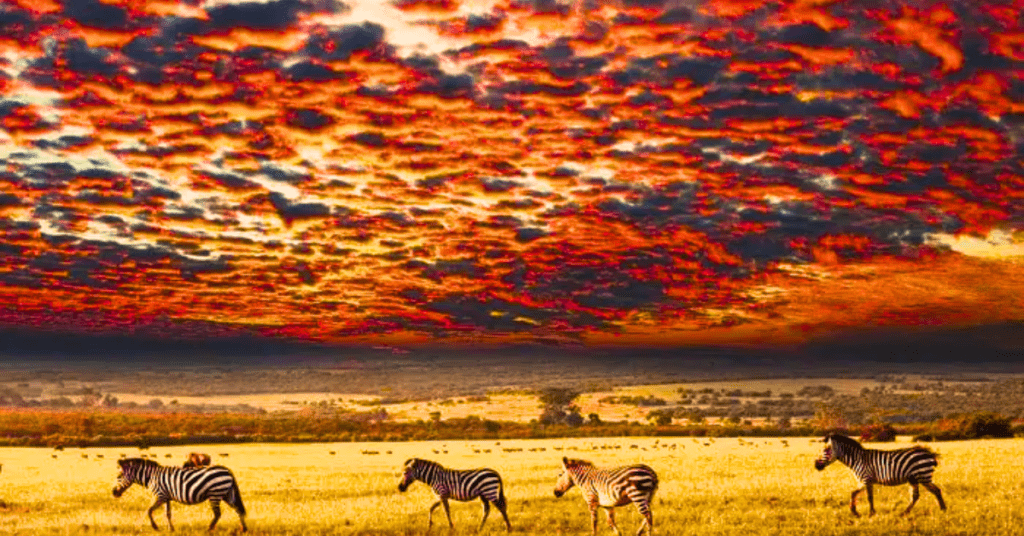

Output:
xmin=12 ymin=434 xmax=947 ymax=533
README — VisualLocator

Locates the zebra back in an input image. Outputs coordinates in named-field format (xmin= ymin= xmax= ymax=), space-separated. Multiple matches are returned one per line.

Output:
xmin=559 ymin=457 xmax=659 ymax=498
xmin=115 ymin=458 xmax=243 ymax=506
xmin=400 ymin=458 xmax=504 ymax=503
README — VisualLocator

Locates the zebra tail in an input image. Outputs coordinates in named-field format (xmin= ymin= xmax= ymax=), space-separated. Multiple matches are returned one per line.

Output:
xmin=231 ymin=479 xmax=247 ymax=516
xmin=495 ymin=475 xmax=508 ymax=509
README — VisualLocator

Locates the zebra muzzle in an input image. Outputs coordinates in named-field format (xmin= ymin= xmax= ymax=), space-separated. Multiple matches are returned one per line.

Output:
xmin=113 ymin=487 xmax=123 ymax=498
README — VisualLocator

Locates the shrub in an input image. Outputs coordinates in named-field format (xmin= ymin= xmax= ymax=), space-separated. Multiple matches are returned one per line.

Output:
xmin=859 ymin=423 xmax=897 ymax=442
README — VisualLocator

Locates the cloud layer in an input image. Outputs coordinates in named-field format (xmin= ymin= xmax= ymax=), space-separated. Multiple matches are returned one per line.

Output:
xmin=0 ymin=0 xmax=1022 ymax=347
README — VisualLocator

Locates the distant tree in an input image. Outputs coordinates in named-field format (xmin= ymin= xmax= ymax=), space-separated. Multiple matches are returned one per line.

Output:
xmin=649 ymin=412 xmax=672 ymax=426
xmin=588 ymin=413 xmax=602 ymax=425
xmin=537 ymin=387 xmax=582 ymax=425
xmin=565 ymin=412 xmax=584 ymax=427
xmin=813 ymin=403 xmax=848 ymax=431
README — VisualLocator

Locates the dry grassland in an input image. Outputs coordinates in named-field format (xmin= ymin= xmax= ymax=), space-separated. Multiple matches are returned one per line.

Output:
xmin=1 ymin=437 xmax=1022 ymax=535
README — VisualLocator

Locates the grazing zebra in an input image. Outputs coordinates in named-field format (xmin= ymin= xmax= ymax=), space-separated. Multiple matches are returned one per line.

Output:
xmin=112 ymin=458 xmax=247 ymax=532
xmin=554 ymin=457 xmax=658 ymax=536
xmin=183 ymin=452 xmax=212 ymax=468
xmin=814 ymin=433 xmax=947 ymax=517
xmin=398 ymin=458 xmax=511 ymax=531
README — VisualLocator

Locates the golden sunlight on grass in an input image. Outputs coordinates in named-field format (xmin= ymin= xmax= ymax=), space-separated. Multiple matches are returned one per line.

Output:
xmin=1 ymin=438 xmax=1020 ymax=535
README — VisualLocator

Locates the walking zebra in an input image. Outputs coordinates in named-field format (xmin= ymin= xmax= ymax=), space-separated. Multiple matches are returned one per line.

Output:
xmin=112 ymin=458 xmax=247 ymax=532
xmin=553 ymin=457 xmax=658 ymax=536
xmin=814 ymin=433 xmax=947 ymax=517
xmin=397 ymin=458 xmax=511 ymax=531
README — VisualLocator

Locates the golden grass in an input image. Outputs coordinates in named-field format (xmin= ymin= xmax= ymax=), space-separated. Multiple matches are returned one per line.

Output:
xmin=1 ymin=437 xmax=1021 ymax=535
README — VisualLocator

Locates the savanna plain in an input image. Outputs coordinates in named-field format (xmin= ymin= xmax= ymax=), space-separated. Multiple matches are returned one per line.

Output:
xmin=1 ymin=437 xmax=1021 ymax=536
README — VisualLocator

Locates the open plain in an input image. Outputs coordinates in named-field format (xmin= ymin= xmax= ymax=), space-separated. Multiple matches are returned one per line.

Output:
xmin=1 ymin=437 xmax=1021 ymax=536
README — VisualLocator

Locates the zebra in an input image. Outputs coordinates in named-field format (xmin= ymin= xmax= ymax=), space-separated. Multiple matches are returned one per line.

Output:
xmin=814 ymin=433 xmax=947 ymax=517
xmin=553 ymin=456 xmax=658 ymax=536
xmin=397 ymin=458 xmax=511 ymax=531
xmin=112 ymin=457 xmax=247 ymax=532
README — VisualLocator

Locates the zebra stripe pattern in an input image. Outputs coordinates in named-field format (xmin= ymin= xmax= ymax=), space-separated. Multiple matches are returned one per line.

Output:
xmin=398 ymin=458 xmax=511 ymax=531
xmin=554 ymin=456 xmax=658 ymax=536
xmin=113 ymin=457 xmax=248 ymax=532
xmin=815 ymin=433 xmax=947 ymax=517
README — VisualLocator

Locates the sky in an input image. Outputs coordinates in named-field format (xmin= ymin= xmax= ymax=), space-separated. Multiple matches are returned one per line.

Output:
xmin=0 ymin=0 xmax=1021 ymax=351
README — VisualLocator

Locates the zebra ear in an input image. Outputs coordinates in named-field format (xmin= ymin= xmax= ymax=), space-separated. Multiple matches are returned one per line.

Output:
xmin=562 ymin=456 xmax=569 ymax=466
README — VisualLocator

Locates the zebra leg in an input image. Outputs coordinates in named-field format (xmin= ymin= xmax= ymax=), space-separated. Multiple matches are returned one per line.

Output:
xmin=922 ymin=482 xmax=947 ymax=511
xmin=866 ymin=484 xmax=875 ymax=517
xmin=635 ymin=505 xmax=652 ymax=536
xmin=849 ymin=486 xmax=865 ymax=517
xmin=589 ymin=507 xmax=599 ymax=536
xmin=209 ymin=499 xmax=222 ymax=531
xmin=148 ymin=498 xmax=167 ymax=531
xmin=479 ymin=498 xmax=491 ymax=531
xmin=901 ymin=483 xmax=920 ymax=516
xmin=495 ymin=497 xmax=511 ymax=531
xmin=633 ymin=500 xmax=652 ymax=536
xmin=604 ymin=508 xmax=620 ymax=535
xmin=428 ymin=501 xmax=442 ymax=528
xmin=441 ymin=497 xmax=455 ymax=528
xmin=165 ymin=502 xmax=174 ymax=532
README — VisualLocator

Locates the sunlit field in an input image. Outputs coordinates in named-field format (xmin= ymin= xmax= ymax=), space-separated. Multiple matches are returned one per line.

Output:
xmin=1 ymin=438 xmax=1022 ymax=535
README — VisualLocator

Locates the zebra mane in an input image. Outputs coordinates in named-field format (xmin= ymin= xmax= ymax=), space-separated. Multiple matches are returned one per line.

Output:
xmin=407 ymin=458 xmax=443 ymax=470
xmin=825 ymin=434 xmax=863 ymax=451
xmin=119 ymin=457 xmax=162 ymax=468
xmin=562 ymin=457 xmax=594 ymax=468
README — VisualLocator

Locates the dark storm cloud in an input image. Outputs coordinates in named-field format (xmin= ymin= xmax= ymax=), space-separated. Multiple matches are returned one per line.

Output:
xmin=63 ymin=0 xmax=128 ymax=30
xmin=285 ymin=108 xmax=335 ymax=130
xmin=206 ymin=0 xmax=305 ymax=30
xmin=122 ymin=35 xmax=196 ymax=68
xmin=196 ymin=166 xmax=261 ymax=191
xmin=262 ymin=163 xmax=312 ymax=184
xmin=515 ymin=227 xmax=546 ymax=242
xmin=22 ymin=38 xmax=121 ymax=89
xmin=539 ymin=40 xmax=608 ymax=80
xmin=303 ymin=22 xmax=387 ymax=60
xmin=0 ymin=193 xmax=22 ymax=207
xmin=285 ymin=60 xmax=346 ymax=81
xmin=776 ymin=23 xmax=835 ymax=47
xmin=608 ymin=54 xmax=727 ymax=87
xmin=33 ymin=134 xmax=94 ymax=151
xmin=464 ymin=13 xmax=504 ymax=32
xmin=268 ymin=192 xmax=331 ymax=224
xmin=0 ymin=4 xmax=35 ymax=38
xmin=404 ymin=258 xmax=486 ymax=282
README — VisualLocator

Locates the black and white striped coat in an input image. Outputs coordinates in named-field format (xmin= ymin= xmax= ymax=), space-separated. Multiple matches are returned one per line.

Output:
xmin=554 ymin=457 xmax=658 ymax=536
xmin=815 ymin=433 xmax=947 ymax=516
xmin=398 ymin=458 xmax=511 ymax=531
xmin=113 ymin=457 xmax=247 ymax=532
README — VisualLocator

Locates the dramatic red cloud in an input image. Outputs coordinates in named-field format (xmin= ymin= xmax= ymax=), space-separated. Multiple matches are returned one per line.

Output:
xmin=0 ymin=0 xmax=1021 ymax=348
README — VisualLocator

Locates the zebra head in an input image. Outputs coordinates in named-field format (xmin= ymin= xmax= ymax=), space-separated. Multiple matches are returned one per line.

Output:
xmin=815 ymin=434 xmax=841 ymax=470
xmin=113 ymin=458 xmax=155 ymax=497
xmin=398 ymin=458 xmax=424 ymax=492
xmin=554 ymin=457 xmax=588 ymax=497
